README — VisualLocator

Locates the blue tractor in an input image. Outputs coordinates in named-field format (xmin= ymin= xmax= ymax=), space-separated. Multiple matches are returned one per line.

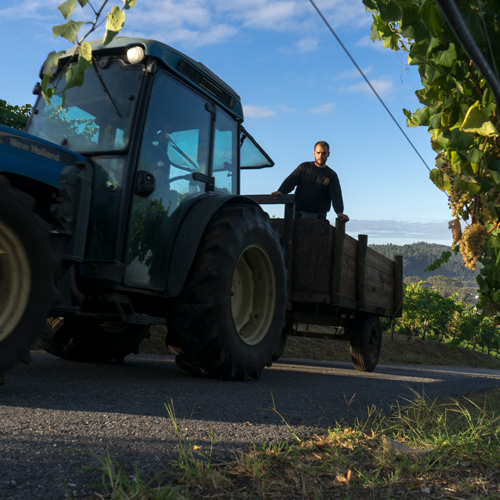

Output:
xmin=0 ymin=38 xmax=286 ymax=382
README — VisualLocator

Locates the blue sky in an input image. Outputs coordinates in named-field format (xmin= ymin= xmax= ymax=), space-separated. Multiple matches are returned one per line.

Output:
xmin=1 ymin=0 xmax=454 ymax=246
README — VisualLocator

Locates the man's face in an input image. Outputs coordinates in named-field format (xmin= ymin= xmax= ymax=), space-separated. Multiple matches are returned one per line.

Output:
xmin=313 ymin=145 xmax=330 ymax=166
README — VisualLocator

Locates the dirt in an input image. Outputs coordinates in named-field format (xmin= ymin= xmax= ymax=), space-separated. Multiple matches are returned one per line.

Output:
xmin=141 ymin=325 xmax=500 ymax=370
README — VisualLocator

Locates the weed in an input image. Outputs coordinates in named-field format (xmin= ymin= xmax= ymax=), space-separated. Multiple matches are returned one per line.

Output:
xmin=164 ymin=400 xmax=229 ymax=490
xmin=84 ymin=388 xmax=500 ymax=499
xmin=82 ymin=448 xmax=180 ymax=499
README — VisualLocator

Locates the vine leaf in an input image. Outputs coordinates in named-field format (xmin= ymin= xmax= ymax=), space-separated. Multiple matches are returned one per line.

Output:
xmin=64 ymin=41 xmax=93 ymax=92
xmin=52 ymin=19 xmax=90 ymax=43
xmin=57 ymin=0 xmax=77 ymax=20
xmin=461 ymin=102 xmax=499 ymax=137
xmin=103 ymin=6 xmax=125 ymax=45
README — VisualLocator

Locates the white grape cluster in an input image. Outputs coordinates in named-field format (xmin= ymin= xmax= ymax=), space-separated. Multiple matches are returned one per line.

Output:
xmin=448 ymin=189 xmax=472 ymax=218
xmin=459 ymin=223 xmax=487 ymax=270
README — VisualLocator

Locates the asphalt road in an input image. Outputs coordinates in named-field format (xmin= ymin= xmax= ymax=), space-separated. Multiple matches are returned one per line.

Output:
xmin=1 ymin=351 xmax=500 ymax=499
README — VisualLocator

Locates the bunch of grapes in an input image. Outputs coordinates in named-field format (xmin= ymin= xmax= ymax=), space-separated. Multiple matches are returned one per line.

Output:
xmin=448 ymin=188 xmax=472 ymax=218
xmin=459 ymin=223 xmax=487 ymax=270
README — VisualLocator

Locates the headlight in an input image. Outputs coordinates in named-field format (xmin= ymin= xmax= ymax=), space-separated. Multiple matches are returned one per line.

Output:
xmin=126 ymin=46 xmax=145 ymax=65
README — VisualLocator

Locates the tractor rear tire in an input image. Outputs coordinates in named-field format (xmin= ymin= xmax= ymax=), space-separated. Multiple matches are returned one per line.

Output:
xmin=167 ymin=204 xmax=286 ymax=380
xmin=272 ymin=320 xmax=292 ymax=361
xmin=349 ymin=314 xmax=382 ymax=372
xmin=0 ymin=178 xmax=56 ymax=382
xmin=42 ymin=318 xmax=149 ymax=363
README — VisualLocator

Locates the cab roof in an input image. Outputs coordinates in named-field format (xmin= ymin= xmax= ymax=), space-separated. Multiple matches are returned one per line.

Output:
xmin=69 ymin=37 xmax=244 ymax=120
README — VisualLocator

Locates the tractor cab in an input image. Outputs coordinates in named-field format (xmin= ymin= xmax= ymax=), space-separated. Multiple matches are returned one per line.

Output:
xmin=26 ymin=38 xmax=273 ymax=291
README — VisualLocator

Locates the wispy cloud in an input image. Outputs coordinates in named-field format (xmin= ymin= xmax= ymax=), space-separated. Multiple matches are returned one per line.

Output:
xmin=275 ymin=104 xmax=298 ymax=113
xmin=332 ymin=65 xmax=373 ymax=81
xmin=0 ymin=0 xmax=61 ymax=20
xmin=5 ymin=0 xmax=375 ymax=50
xmin=308 ymin=102 xmax=335 ymax=115
xmin=310 ymin=0 xmax=372 ymax=30
xmin=243 ymin=104 xmax=276 ymax=118
xmin=345 ymin=78 xmax=395 ymax=98
xmin=356 ymin=35 xmax=387 ymax=51
xmin=294 ymin=37 xmax=320 ymax=54
xmin=220 ymin=0 xmax=305 ymax=31
xmin=346 ymin=219 xmax=453 ymax=245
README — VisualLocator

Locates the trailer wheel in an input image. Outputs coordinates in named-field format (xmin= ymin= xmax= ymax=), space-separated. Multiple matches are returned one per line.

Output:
xmin=0 ymin=179 xmax=55 ymax=381
xmin=167 ymin=204 xmax=286 ymax=380
xmin=349 ymin=315 xmax=382 ymax=372
xmin=42 ymin=318 xmax=149 ymax=363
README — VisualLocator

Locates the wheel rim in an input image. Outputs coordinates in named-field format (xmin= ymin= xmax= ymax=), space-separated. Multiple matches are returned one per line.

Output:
xmin=0 ymin=221 xmax=31 ymax=343
xmin=231 ymin=244 xmax=276 ymax=345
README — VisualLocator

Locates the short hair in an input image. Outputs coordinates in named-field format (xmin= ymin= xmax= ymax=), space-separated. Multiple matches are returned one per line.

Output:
xmin=314 ymin=141 xmax=330 ymax=152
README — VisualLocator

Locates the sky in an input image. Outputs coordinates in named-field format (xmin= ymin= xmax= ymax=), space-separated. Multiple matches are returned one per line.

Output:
xmin=0 ymin=0 xmax=456 ymax=246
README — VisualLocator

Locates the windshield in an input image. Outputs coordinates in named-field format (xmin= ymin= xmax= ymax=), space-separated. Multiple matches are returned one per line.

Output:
xmin=27 ymin=57 xmax=143 ymax=153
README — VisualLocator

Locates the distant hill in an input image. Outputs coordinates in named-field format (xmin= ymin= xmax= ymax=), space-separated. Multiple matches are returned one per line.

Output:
xmin=370 ymin=242 xmax=479 ymax=306
xmin=369 ymin=242 xmax=479 ymax=283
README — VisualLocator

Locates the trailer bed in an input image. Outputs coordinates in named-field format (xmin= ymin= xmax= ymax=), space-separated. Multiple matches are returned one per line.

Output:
xmin=270 ymin=218 xmax=403 ymax=318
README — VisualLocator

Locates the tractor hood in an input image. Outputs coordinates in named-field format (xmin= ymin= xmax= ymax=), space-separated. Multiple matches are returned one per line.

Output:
xmin=0 ymin=124 xmax=86 ymax=187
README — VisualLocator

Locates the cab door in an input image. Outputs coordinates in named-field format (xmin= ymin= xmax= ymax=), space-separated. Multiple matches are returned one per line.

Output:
xmin=124 ymin=71 xmax=212 ymax=290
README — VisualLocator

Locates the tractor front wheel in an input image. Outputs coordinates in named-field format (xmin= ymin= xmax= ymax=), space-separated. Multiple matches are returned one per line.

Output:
xmin=167 ymin=204 xmax=286 ymax=380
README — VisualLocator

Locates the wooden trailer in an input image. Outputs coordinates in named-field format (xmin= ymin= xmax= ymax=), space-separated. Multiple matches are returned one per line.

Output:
xmin=249 ymin=195 xmax=403 ymax=372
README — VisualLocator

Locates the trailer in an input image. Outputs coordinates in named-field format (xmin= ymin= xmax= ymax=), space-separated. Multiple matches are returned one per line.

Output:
xmin=250 ymin=195 xmax=403 ymax=372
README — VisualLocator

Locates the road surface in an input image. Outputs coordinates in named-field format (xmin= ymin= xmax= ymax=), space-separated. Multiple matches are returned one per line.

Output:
xmin=1 ymin=351 xmax=499 ymax=499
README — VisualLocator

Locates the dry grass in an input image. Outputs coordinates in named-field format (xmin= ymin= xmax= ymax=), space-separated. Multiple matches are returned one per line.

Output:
xmin=79 ymin=326 xmax=500 ymax=499
xmin=86 ymin=388 xmax=500 ymax=499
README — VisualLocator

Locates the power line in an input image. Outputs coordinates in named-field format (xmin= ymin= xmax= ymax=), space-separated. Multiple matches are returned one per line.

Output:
xmin=308 ymin=0 xmax=432 ymax=173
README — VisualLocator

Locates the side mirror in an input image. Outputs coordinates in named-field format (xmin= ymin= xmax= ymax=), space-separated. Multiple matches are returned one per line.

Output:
xmin=135 ymin=170 xmax=156 ymax=197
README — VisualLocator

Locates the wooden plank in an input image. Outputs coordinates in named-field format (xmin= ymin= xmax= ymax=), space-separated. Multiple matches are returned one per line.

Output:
xmin=291 ymin=219 xmax=333 ymax=298
xmin=366 ymin=247 xmax=394 ymax=275
xmin=273 ymin=216 xmax=402 ymax=318
xmin=339 ymin=275 xmax=356 ymax=302
xmin=366 ymin=284 xmax=393 ymax=307
xmin=393 ymin=255 xmax=403 ymax=318
xmin=331 ymin=220 xmax=346 ymax=302
xmin=366 ymin=266 xmax=395 ymax=293
xmin=356 ymin=234 xmax=368 ymax=309
xmin=290 ymin=290 xmax=331 ymax=303
xmin=342 ymin=233 xmax=358 ymax=260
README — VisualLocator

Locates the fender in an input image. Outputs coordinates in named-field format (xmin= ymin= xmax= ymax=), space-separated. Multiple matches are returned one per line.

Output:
xmin=164 ymin=193 xmax=261 ymax=297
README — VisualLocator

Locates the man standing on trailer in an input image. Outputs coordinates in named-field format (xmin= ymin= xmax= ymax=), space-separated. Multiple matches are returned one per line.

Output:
xmin=271 ymin=141 xmax=349 ymax=222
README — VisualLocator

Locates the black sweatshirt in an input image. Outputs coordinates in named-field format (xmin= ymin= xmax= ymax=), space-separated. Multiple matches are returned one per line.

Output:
xmin=277 ymin=161 xmax=344 ymax=214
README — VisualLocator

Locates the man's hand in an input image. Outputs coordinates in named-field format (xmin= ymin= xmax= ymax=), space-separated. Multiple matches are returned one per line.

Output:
xmin=337 ymin=213 xmax=349 ymax=223
xmin=271 ymin=191 xmax=282 ymax=199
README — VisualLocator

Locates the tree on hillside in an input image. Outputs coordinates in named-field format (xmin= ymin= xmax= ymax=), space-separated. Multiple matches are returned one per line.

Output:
xmin=0 ymin=100 xmax=32 ymax=131
xmin=363 ymin=0 xmax=500 ymax=318
xmin=371 ymin=242 xmax=479 ymax=281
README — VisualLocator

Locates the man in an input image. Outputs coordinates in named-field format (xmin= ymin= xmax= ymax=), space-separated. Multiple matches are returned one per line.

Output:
xmin=271 ymin=141 xmax=349 ymax=222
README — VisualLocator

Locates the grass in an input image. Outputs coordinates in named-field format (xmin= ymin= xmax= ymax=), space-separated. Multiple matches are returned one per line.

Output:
xmin=81 ymin=388 xmax=500 ymax=499
xmin=73 ymin=327 xmax=500 ymax=499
